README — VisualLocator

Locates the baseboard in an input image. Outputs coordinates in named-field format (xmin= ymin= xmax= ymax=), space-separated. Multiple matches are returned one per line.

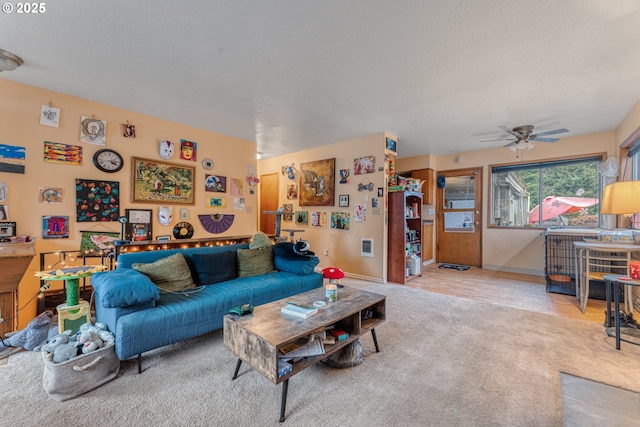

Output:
xmin=314 ymin=268 xmax=384 ymax=283
xmin=482 ymin=264 xmax=545 ymax=277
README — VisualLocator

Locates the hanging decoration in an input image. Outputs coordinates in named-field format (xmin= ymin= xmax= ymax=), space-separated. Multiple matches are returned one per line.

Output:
xmin=198 ymin=214 xmax=235 ymax=234
xmin=246 ymin=163 xmax=260 ymax=194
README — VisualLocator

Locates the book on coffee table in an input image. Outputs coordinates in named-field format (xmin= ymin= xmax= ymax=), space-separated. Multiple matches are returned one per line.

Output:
xmin=280 ymin=303 xmax=318 ymax=319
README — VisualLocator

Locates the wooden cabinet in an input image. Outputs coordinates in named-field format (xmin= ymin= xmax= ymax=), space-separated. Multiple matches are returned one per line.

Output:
xmin=411 ymin=168 xmax=434 ymax=204
xmin=388 ymin=191 xmax=423 ymax=283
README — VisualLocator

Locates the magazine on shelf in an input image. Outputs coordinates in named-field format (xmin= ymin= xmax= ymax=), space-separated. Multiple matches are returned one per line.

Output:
xmin=278 ymin=339 xmax=325 ymax=359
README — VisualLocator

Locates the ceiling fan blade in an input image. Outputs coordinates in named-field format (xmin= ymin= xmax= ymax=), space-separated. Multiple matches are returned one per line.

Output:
xmin=499 ymin=126 xmax=523 ymax=138
xmin=531 ymin=137 xmax=559 ymax=143
xmin=480 ymin=137 xmax=515 ymax=142
xmin=504 ymin=141 xmax=518 ymax=148
xmin=534 ymin=128 xmax=569 ymax=137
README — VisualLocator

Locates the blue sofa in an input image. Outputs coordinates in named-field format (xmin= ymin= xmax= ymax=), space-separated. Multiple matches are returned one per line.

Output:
xmin=91 ymin=243 xmax=322 ymax=371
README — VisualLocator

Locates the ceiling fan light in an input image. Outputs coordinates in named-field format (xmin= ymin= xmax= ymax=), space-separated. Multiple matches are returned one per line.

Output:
xmin=525 ymin=142 xmax=535 ymax=150
xmin=508 ymin=144 xmax=519 ymax=152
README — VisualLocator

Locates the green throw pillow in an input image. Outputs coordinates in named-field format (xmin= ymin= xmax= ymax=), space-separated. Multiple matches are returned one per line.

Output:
xmin=237 ymin=247 xmax=276 ymax=278
xmin=249 ymin=231 xmax=273 ymax=250
xmin=132 ymin=253 xmax=195 ymax=294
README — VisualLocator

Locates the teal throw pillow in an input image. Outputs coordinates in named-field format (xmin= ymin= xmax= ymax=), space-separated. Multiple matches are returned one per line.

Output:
xmin=273 ymin=243 xmax=320 ymax=275
xmin=91 ymin=269 xmax=160 ymax=308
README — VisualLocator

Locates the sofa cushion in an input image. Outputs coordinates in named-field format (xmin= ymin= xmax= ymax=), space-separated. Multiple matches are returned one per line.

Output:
xmin=91 ymin=269 xmax=160 ymax=308
xmin=237 ymin=248 xmax=276 ymax=278
xmin=192 ymin=251 xmax=237 ymax=285
xmin=273 ymin=243 xmax=320 ymax=275
xmin=132 ymin=253 xmax=195 ymax=294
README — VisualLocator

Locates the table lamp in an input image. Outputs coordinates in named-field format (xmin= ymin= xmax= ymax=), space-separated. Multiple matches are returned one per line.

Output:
xmin=601 ymin=181 xmax=640 ymax=226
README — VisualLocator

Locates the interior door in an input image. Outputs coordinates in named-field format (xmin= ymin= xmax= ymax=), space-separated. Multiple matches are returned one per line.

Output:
xmin=436 ymin=167 xmax=483 ymax=267
xmin=259 ymin=173 xmax=279 ymax=235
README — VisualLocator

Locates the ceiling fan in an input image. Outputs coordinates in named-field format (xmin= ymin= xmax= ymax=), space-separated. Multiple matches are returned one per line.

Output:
xmin=482 ymin=125 xmax=569 ymax=151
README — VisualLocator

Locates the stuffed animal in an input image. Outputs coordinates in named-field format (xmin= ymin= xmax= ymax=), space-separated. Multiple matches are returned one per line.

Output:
xmin=42 ymin=331 xmax=78 ymax=363
xmin=75 ymin=322 xmax=115 ymax=354
xmin=0 ymin=310 xmax=55 ymax=351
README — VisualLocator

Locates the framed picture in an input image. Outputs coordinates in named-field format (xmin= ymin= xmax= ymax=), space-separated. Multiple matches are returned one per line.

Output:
xmin=205 ymin=196 xmax=226 ymax=208
xmin=385 ymin=137 xmax=397 ymax=155
xmin=299 ymin=158 xmax=335 ymax=206
xmin=283 ymin=203 xmax=293 ymax=221
xmin=125 ymin=208 xmax=153 ymax=241
xmin=132 ymin=157 xmax=195 ymax=204
xmin=42 ymin=216 xmax=68 ymax=239
xmin=339 ymin=195 xmax=349 ymax=207
xmin=0 ymin=221 xmax=16 ymax=238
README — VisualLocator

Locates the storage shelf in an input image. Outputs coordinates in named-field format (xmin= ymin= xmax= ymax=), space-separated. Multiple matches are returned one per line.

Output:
xmin=388 ymin=191 xmax=423 ymax=284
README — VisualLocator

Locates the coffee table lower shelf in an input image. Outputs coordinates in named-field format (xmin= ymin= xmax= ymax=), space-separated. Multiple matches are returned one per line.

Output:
xmin=223 ymin=286 xmax=386 ymax=422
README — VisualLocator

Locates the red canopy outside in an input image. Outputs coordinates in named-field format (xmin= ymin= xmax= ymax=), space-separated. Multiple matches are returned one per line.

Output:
xmin=528 ymin=196 xmax=599 ymax=223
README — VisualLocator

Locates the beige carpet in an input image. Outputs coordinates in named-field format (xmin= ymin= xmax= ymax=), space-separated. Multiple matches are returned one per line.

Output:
xmin=2 ymin=281 xmax=640 ymax=427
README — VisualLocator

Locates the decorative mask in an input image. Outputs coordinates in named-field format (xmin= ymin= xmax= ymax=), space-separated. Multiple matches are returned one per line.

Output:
xmin=159 ymin=140 xmax=174 ymax=159
xmin=158 ymin=206 xmax=173 ymax=226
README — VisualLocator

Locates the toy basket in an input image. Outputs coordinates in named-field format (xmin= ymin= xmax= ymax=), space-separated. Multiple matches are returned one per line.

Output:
xmin=42 ymin=343 xmax=120 ymax=401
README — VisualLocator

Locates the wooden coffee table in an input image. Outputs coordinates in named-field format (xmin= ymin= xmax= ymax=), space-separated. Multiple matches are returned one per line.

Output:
xmin=223 ymin=286 xmax=386 ymax=422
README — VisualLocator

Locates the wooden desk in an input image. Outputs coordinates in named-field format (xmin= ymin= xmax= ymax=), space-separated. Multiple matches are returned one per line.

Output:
xmin=573 ymin=241 xmax=640 ymax=314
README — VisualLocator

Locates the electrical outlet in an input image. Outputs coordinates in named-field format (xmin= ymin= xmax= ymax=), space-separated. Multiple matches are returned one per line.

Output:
xmin=324 ymin=250 xmax=329 ymax=256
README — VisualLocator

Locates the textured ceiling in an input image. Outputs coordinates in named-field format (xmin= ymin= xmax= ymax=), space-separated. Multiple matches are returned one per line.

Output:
xmin=2 ymin=1 xmax=640 ymax=159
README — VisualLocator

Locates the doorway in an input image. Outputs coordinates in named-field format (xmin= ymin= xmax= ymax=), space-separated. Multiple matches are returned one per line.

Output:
xmin=259 ymin=173 xmax=279 ymax=235
xmin=436 ymin=167 xmax=483 ymax=267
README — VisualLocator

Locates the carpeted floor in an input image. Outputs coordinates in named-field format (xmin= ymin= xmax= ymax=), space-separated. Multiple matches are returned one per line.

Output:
xmin=2 ymin=281 xmax=640 ymax=426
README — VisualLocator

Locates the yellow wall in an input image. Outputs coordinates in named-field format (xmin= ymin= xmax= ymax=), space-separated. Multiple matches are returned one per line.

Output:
xmin=398 ymin=131 xmax=617 ymax=275
xmin=258 ymin=133 xmax=391 ymax=282
xmin=0 ymin=79 xmax=258 ymax=328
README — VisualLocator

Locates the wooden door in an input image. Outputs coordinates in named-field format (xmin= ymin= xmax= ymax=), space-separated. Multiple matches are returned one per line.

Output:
xmin=436 ymin=167 xmax=483 ymax=267
xmin=259 ymin=173 xmax=279 ymax=235
xmin=422 ymin=222 xmax=434 ymax=263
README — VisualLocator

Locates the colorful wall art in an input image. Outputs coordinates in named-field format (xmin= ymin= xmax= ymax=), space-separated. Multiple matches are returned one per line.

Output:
xmin=43 ymin=141 xmax=82 ymax=165
xmin=132 ymin=157 xmax=195 ymax=204
xmin=76 ymin=179 xmax=120 ymax=222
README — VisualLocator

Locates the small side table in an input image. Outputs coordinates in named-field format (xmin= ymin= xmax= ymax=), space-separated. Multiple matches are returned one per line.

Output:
xmin=35 ymin=265 xmax=107 ymax=333
xmin=604 ymin=274 xmax=640 ymax=350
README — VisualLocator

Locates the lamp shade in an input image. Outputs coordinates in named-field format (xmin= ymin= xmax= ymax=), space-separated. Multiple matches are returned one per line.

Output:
xmin=600 ymin=181 xmax=640 ymax=214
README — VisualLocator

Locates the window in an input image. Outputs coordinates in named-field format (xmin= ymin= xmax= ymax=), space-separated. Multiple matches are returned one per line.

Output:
xmin=490 ymin=156 xmax=603 ymax=228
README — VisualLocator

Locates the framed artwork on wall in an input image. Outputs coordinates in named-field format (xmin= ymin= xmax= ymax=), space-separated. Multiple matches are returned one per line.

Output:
xmin=339 ymin=195 xmax=349 ymax=207
xmin=385 ymin=137 xmax=397 ymax=155
xmin=42 ymin=216 xmax=68 ymax=239
xmin=205 ymin=174 xmax=226 ymax=192
xmin=299 ymin=158 xmax=335 ymax=206
xmin=125 ymin=208 xmax=153 ymax=241
xmin=76 ymin=179 xmax=120 ymax=222
xmin=132 ymin=157 xmax=195 ymax=204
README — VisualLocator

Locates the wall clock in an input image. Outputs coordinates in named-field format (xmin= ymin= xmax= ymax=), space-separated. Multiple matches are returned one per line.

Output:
xmin=93 ymin=149 xmax=124 ymax=173
xmin=173 ymin=221 xmax=194 ymax=239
